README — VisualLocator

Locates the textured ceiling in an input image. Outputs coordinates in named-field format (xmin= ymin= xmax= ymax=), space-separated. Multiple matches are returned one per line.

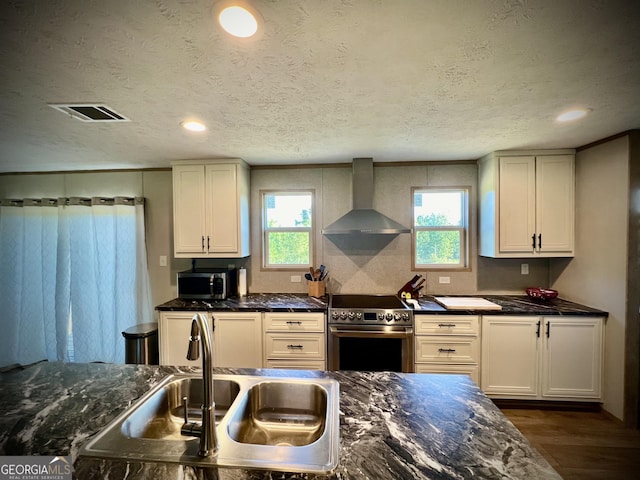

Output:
xmin=0 ymin=0 xmax=639 ymax=173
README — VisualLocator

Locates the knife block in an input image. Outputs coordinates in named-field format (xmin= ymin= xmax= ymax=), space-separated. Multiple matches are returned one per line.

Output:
xmin=308 ymin=280 xmax=326 ymax=298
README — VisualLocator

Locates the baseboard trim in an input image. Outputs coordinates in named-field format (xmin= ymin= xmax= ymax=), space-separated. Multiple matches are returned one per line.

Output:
xmin=492 ymin=398 xmax=602 ymax=412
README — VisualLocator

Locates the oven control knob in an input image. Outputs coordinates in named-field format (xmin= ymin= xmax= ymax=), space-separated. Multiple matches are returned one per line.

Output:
xmin=386 ymin=312 xmax=393 ymax=321
xmin=402 ymin=312 xmax=410 ymax=320
xmin=377 ymin=313 xmax=385 ymax=321
xmin=331 ymin=311 xmax=339 ymax=320
xmin=394 ymin=313 xmax=401 ymax=321
xmin=356 ymin=312 xmax=362 ymax=320
xmin=340 ymin=311 xmax=347 ymax=319
xmin=347 ymin=311 xmax=356 ymax=320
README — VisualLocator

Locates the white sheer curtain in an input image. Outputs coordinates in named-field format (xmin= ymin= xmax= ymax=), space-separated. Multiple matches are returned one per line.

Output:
xmin=0 ymin=197 xmax=153 ymax=366
xmin=0 ymin=199 xmax=67 ymax=366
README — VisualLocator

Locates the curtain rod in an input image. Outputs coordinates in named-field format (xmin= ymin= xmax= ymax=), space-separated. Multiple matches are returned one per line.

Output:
xmin=1 ymin=197 xmax=145 ymax=207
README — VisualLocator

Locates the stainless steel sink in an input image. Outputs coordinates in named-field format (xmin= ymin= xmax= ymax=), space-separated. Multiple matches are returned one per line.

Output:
xmin=121 ymin=376 xmax=241 ymax=440
xmin=227 ymin=381 xmax=327 ymax=446
xmin=80 ymin=374 xmax=340 ymax=473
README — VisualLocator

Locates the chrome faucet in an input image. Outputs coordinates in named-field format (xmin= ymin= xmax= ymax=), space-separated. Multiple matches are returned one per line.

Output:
xmin=185 ymin=313 xmax=218 ymax=457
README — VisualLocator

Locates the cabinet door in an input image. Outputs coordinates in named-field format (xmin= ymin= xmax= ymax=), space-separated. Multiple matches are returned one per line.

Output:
xmin=173 ymin=165 xmax=206 ymax=255
xmin=481 ymin=316 xmax=540 ymax=397
xmin=158 ymin=311 xmax=202 ymax=366
xmin=541 ymin=317 xmax=603 ymax=399
xmin=205 ymin=164 xmax=238 ymax=254
xmin=499 ymin=156 xmax=536 ymax=253
xmin=536 ymin=155 xmax=574 ymax=254
xmin=212 ymin=312 xmax=263 ymax=368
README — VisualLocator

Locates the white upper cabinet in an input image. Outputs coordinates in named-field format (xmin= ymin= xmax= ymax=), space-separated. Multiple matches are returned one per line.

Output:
xmin=479 ymin=150 xmax=575 ymax=258
xmin=172 ymin=159 xmax=250 ymax=258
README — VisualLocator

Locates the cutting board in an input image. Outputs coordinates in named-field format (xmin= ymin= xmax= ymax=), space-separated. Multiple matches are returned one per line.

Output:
xmin=434 ymin=297 xmax=502 ymax=311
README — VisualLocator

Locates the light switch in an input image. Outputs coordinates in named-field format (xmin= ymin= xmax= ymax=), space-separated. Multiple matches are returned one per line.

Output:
xmin=439 ymin=276 xmax=450 ymax=284
xmin=521 ymin=263 xmax=529 ymax=275
xmin=159 ymin=255 xmax=167 ymax=267
xmin=290 ymin=275 xmax=301 ymax=283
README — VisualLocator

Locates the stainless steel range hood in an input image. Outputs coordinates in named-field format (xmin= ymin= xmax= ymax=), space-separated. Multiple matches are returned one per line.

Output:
xmin=322 ymin=158 xmax=412 ymax=235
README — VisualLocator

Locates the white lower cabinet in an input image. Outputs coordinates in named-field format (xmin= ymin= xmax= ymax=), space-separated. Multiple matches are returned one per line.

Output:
xmin=158 ymin=311 xmax=201 ymax=366
xmin=263 ymin=312 xmax=326 ymax=370
xmin=481 ymin=315 xmax=603 ymax=401
xmin=212 ymin=312 xmax=263 ymax=368
xmin=158 ymin=310 xmax=262 ymax=368
xmin=414 ymin=315 xmax=480 ymax=385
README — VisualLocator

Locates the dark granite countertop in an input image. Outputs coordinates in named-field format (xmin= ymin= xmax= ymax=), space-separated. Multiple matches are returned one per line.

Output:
xmin=0 ymin=362 xmax=560 ymax=479
xmin=156 ymin=293 xmax=607 ymax=317
xmin=415 ymin=295 xmax=608 ymax=316
xmin=156 ymin=293 xmax=328 ymax=312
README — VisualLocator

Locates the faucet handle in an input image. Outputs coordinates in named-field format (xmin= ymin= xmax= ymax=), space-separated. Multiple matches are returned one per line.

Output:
xmin=182 ymin=396 xmax=189 ymax=424
xmin=186 ymin=317 xmax=201 ymax=361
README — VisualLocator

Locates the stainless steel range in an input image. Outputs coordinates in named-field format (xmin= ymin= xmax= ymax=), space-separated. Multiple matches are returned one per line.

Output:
xmin=328 ymin=294 xmax=414 ymax=373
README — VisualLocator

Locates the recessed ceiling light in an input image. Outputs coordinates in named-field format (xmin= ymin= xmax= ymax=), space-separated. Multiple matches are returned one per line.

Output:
xmin=556 ymin=109 xmax=590 ymax=122
xmin=182 ymin=121 xmax=207 ymax=132
xmin=218 ymin=5 xmax=258 ymax=38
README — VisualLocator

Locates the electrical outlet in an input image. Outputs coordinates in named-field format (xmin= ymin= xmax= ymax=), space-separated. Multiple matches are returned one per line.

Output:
xmin=521 ymin=263 xmax=529 ymax=275
xmin=290 ymin=275 xmax=301 ymax=283
xmin=159 ymin=255 xmax=167 ymax=267
xmin=439 ymin=276 xmax=451 ymax=284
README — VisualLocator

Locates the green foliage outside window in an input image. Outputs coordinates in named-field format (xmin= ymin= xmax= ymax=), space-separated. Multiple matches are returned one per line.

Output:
xmin=263 ymin=192 xmax=313 ymax=268
xmin=414 ymin=190 xmax=467 ymax=268
xmin=267 ymin=231 xmax=310 ymax=265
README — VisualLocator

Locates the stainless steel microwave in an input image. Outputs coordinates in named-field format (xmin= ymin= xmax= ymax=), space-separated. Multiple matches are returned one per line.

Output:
xmin=177 ymin=268 xmax=237 ymax=300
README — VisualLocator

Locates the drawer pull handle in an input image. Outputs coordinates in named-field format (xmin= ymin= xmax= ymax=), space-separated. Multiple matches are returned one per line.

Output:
xmin=438 ymin=348 xmax=456 ymax=353
xmin=438 ymin=323 xmax=457 ymax=328
xmin=287 ymin=344 xmax=304 ymax=350
xmin=286 ymin=321 xmax=303 ymax=325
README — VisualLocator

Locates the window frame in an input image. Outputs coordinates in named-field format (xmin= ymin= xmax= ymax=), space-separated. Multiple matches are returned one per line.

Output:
xmin=261 ymin=189 xmax=315 ymax=271
xmin=411 ymin=186 xmax=471 ymax=271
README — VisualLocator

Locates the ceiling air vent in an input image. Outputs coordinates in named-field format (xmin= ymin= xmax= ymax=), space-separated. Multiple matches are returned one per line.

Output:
xmin=48 ymin=103 xmax=130 ymax=122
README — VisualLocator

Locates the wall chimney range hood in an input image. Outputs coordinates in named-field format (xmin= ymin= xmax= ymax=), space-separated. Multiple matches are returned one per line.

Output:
xmin=322 ymin=158 xmax=412 ymax=235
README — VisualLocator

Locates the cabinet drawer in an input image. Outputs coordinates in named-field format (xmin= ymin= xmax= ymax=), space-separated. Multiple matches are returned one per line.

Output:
xmin=415 ymin=315 xmax=479 ymax=335
xmin=414 ymin=364 xmax=479 ymax=385
xmin=415 ymin=336 xmax=479 ymax=364
xmin=263 ymin=313 xmax=325 ymax=332
xmin=264 ymin=333 xmax=326 ymax=360
xmin=265 ymin=360 xmax=326 ymax=371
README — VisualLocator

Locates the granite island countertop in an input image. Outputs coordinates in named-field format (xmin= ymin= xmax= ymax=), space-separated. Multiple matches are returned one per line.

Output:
xmin=0 ymin=362 xmax=560 ymax=479
xmin=156 ymin=292 xmax=607 ymax=317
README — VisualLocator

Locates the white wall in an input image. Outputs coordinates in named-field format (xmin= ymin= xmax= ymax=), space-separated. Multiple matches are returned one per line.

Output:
xmin=550 ymin=136 xmax=629 ymax=420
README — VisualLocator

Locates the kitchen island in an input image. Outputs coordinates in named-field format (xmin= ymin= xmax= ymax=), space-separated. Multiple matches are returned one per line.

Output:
xmin=0 ymin=362 xmax=560 ymax=479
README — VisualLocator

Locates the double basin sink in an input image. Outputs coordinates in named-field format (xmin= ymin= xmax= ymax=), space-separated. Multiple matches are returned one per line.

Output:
xmin=80 ymin=374 xmax=340 ymax=473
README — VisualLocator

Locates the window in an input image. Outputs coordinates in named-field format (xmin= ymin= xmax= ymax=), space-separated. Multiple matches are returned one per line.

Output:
xmin=413 ymin=187 xmax=469 ymax=269
xmin=262 ymin=191 xmax=314 ymax=269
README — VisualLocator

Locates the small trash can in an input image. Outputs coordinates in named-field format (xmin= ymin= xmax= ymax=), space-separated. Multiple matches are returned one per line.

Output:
xmin=122 ymin=322 xmax=159 ymax=365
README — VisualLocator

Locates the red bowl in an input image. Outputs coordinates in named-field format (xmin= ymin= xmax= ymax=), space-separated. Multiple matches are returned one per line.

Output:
xmin=526 ymin=287 xmax=558 ymax=300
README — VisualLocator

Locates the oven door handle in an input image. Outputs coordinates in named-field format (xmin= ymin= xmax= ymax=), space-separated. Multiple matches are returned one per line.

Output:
xmin=329 ymin=326 xmax=413 ymax=335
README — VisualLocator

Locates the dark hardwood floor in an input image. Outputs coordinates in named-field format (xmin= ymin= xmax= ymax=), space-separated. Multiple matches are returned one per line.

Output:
xmin=500 ymin=407 xmax=640 ymax=480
